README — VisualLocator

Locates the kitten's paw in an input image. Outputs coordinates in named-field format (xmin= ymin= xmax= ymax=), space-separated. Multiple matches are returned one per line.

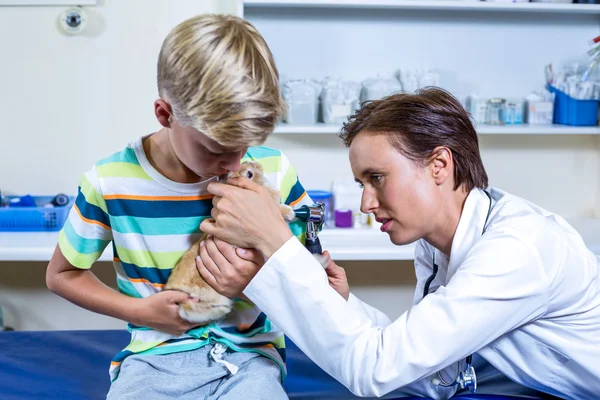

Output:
xmin=178 ymin=296 xmax=234 ymax=325
xmin=280 ymin=204 xmax=297 ymax=222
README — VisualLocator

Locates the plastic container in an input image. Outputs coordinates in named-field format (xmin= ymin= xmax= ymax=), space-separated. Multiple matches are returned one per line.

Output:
xmin=504 ymin=98 xmax=525 ymax=125
xmin=361 ymin=74 xmax=403 ymax=102
xmin=548 ymin=85 xmax=600 ymax=126
xmin=525 ymin=90 xmax=555 ymax=125
xmin=466 ymin=94 xmax=488 ymax=125
xmin=282 ymin=80 xmax=320 ymax=125
xmin=486 ymin=98 xmax=506 ymax=125
xmin=0 ymin=195 xmax=74 ymax=232
xmin=320 ymin=78 xmax=361 ymax=124
xmin=307 ymin=190 xmax=334 ymax=228
xmin=334 ymin=209 xmax=353 ymax=228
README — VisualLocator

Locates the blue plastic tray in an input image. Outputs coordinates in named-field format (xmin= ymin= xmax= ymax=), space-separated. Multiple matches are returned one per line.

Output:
xmin=0 ymin=195 xmax=73 ymax=232
xmin=548 ymin=85 xmax=599 ymax=126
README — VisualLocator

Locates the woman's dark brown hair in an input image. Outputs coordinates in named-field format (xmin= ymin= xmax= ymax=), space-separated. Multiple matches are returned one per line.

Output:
xmin=340 ymin=87 xmax=488 ymax=192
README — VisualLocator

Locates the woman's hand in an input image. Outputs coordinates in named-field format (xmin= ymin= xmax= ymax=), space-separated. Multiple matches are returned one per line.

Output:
xmin=200 ymin=177 xmax=294 ymax=258
xmin=323 ymin=251 xmax=350 ymax=301
xmin=196 ymin=235 xmax=266 ymax=298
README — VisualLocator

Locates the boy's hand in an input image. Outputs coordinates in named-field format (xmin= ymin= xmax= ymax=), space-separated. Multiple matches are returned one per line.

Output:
xmin=323 ymin=251 xmax=350 ymax=301
xmin=132 ymin=291 xmax=199 ymax=336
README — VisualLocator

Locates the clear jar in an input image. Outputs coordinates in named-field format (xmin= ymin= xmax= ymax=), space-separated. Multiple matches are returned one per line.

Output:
xmin=320 ymin=78 xmax=361 ymax=124
xmin=486 ymin=98 xmax=506 ymax=125
xmin=504 ymin=99 xmax=524 ymax=125
xmin=281 ymin=80 xmax=320 ymax=125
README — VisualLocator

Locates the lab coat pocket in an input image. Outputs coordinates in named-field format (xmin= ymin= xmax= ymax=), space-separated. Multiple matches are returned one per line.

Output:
xmin=511 ymin=329 xmax=571 ymax=389
xmin=527 ymin=335 xmax=570 ymax=366
xmin=510 ymin=329 xmax=570 ymax=364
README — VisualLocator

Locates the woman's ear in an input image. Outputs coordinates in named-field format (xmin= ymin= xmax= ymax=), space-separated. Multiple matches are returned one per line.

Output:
xmin=154 ymin=99 xmax=172 ymax=128
xmin=430 ymin=146 xmax=453 ymax=186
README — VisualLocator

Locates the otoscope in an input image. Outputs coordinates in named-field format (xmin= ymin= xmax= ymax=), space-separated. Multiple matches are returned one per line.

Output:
xmin=293 ymin=202 xmax=325 ymax=254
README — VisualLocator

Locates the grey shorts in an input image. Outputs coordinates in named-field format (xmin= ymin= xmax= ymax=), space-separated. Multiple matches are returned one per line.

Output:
xmin=106 ymin=343 xmax=287 ymax=400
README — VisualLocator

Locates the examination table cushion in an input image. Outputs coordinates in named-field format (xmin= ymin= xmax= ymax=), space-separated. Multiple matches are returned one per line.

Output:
xmin=0 ymin=330 xmax=543 ymax=400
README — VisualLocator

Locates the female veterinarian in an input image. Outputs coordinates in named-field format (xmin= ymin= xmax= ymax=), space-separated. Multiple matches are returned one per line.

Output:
xmin=197 ymin=87 xmax=600 ymax=400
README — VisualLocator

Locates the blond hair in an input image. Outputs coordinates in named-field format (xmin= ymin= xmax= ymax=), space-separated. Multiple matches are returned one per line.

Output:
xmin=157 ymin=14 xmax=284 ymax=148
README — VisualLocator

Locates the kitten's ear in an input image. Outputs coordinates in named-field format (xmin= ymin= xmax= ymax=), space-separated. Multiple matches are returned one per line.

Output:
xmin=251 ymin=160 xmax=264 ymax=173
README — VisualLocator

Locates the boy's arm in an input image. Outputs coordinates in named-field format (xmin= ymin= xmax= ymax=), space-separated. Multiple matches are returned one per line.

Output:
xmin=46 ymin=244 xmax=139 ymax=322
xmin=46 ymin=246 xmax=196 ymax=335
xmin=46 ymin=168 xmax=196 ymax=335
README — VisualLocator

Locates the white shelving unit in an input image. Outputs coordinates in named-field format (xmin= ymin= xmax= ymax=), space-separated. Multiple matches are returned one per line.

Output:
xmin=244 ymin=0 xmax=600 ymax=14
xmin=274 ymin=124 xmax=600 ymax=135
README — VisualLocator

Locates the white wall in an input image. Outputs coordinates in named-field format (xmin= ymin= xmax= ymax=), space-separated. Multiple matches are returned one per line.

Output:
xmin=0 ymin=261 xmax=125 ymax=331
xmin=0 ymin=0 xmax=239 ymax=195
xmin=244 ymin=7 xmax=599 ymax=98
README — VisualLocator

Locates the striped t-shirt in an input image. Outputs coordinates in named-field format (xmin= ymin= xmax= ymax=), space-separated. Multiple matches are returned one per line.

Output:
xmin=57 ymin=137 xmax=313 ymax=382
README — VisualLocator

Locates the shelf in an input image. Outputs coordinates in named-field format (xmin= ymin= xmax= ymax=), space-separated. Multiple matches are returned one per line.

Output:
xmin=1 ymin=217 xmax=598 ymax=262
xmin=476 ymin=125 xmax=600 ymax=135
xmin=318 ymin=228 xmax=417 ymax=260
xmin=0 ymin=0 xmax=97 ymax=5
xmin=274 ymin=124 xmax=600 ymax=135
xmin=0 ymin=232 xmax=109 ymax=262
xmin=0 ymin=229 xmax=415 ymax=262
xmin=276 ymin=124 xmax=343 ymax=135
xmin=244 ymin=0 xmax=600 ymax=14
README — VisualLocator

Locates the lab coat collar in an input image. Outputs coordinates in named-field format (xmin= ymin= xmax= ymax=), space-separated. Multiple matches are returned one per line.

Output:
xmin=446 ymin=188 xmax=492 ymax=275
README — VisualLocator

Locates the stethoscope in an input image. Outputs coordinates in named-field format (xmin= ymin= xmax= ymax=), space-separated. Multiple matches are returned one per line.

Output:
xmin=424 ymin=190 xmax=493 ymax=394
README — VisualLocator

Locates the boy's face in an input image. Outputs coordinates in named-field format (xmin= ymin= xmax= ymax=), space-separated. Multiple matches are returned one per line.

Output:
xmin=155 ymin=99 xmax=248 ymax=179
xmin=170 ymin=120 xmax=248 ymax=179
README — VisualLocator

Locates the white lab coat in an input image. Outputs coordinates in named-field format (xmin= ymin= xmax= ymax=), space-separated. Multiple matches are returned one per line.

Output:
xmin=243 ymin=187 xmax=600 ymax=399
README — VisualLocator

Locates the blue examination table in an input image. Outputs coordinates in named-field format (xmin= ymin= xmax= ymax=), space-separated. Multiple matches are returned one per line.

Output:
xmin=0 ymin=330 xmax=549 ymax=399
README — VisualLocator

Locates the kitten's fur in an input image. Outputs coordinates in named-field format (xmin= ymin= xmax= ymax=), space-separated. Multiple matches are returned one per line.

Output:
xmin=164 ymin=161 xmax=326 ymax=325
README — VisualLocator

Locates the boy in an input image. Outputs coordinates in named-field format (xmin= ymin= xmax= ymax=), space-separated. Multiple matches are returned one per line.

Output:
xmin=46 ymin=14 xmax=312 ymax=399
